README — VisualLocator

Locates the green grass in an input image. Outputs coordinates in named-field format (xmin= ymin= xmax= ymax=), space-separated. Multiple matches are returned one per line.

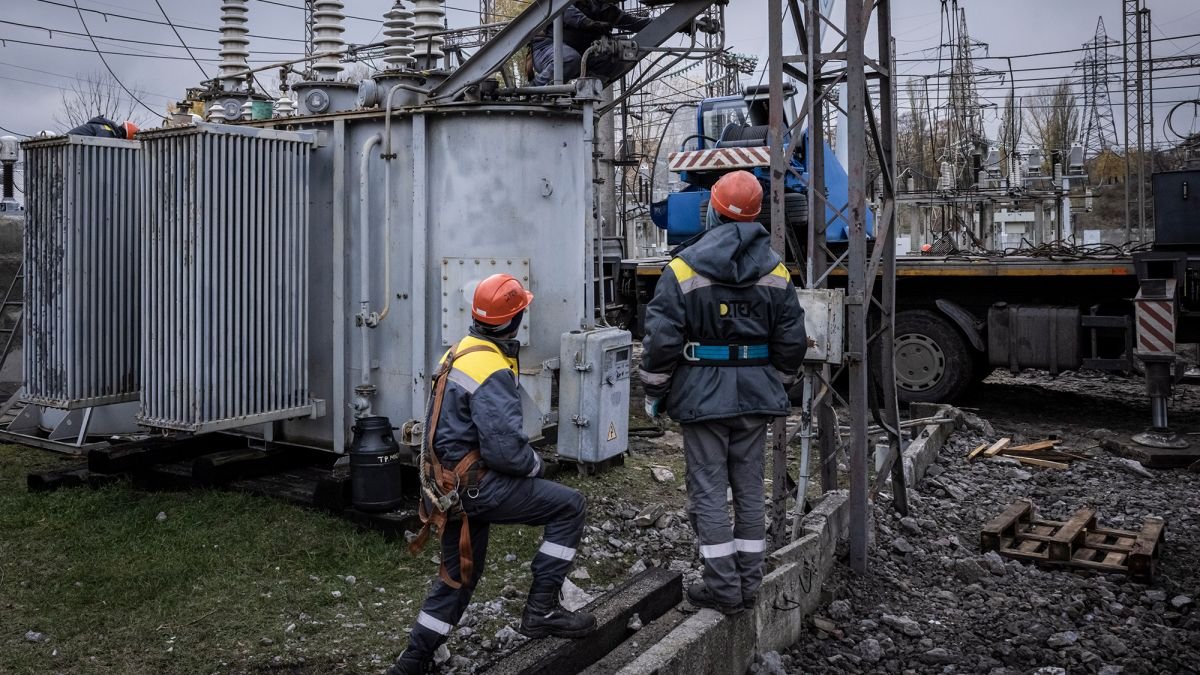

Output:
xmin=0 ymin=443 xmax=687 ymax=675
xmin=0 ymin=446 xmax=554 ymax=674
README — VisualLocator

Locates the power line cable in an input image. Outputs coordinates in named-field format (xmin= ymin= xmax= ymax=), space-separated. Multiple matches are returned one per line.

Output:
xmin=0 ymin=60 xmax=176 ymax=98
xmin=0 ymin=19 xmax=300 ymax=55
xmin=897 ymin=30 xmax=1200 ymax=61
xmin=0 ymin=36 xmax=284 ymax=61
xmin=154 ymin=0 xmax=208 ymax=78
xmin=0 ymin=123 xmax=31 ymax=136
xmin=71 ymin=0 xmax=160 ymax=117
xmin=38 ymin=0 xmax=308 ymax=43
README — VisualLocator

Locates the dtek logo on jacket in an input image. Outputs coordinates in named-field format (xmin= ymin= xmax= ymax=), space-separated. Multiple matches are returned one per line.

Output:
xmin=718 ymin=301 xmax=764 ymax=319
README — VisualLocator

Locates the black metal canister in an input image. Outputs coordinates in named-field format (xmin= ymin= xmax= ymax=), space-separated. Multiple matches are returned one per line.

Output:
xmin=348 ymin=416 xmax=404 ymax=512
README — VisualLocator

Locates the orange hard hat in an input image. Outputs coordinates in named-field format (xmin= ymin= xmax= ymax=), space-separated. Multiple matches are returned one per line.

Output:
xmin=710 ymin=170 xmax=763 ymax=222
xmin=472 ymin=273 xmax=533 ymax=326
xmin=122 ymin=121 xmax=139 ymax=139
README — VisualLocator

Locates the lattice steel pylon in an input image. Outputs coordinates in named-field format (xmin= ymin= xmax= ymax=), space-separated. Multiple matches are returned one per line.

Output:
xmin=1078 ymin=17 xmax=1120 ymax=157
xmin=766 ymin=0 xmax=905 ymax=574
xmin=1123 ymin=0 xmax=1153 ymax=242
xmin=946 ymin=3 xmax=986 ymax=187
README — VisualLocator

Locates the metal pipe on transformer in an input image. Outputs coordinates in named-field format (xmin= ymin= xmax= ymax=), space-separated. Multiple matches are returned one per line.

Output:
xmin=411 ymin=114 xmax=428 ymax=425
xmin=582 ymin=97 xmax=597 ymax=329
xmin=553 ymin=15 xmax=564 ymax=85
xmin=332 ymin=119 xmax=347 ymax=451
xmin=355 ymin=133 xmax=383 ymax=416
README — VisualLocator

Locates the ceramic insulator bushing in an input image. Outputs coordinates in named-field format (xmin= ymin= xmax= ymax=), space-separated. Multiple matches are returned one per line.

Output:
xmin=382 ymin=2 xmax=416 ymax=70
xmin=312 ymin=0 xmax=347 ymax=80
xmin=218 ymin=0 xmax=250 ymax=90
xmin=411 ymin=0 xmax=445 ymax=62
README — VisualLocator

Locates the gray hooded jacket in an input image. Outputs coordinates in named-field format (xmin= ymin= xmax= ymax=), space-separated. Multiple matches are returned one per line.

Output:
xmin=640 ymin=220 xmax=807 ymax=423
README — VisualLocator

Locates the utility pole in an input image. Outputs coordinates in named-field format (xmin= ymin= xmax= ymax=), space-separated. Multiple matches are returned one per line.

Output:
xmin=768 ymin=0 xmax=904 ymax=573
xmin=1123 ymin=0 xmax=1152 ymax=242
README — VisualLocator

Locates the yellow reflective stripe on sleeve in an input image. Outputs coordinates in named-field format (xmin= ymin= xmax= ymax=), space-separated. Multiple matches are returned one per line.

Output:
xmin=667 ymin=257 xmax=695 ymax=283
xmin=771 ymin=263 xmax=789 ymax=279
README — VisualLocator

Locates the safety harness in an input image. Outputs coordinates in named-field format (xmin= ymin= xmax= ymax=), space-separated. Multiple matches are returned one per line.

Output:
xmin=682 ymin=341 xmax=771 ymax=366
xmin=408 ymin=343 xmax=495 ymax=590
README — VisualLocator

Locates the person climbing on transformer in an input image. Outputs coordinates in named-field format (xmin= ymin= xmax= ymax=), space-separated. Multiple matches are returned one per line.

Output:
xmin=529 ymin=2 xmax=721 ymax=87
xmin=639 ymin=170 xmax=807 ymax=615
xmin=388 ymin=274 xmax=594 ymax=675
xmin=66 ymin=116 xmax=139 ymax=139
xmin=528 ymin=0 xmax=653 ymax=86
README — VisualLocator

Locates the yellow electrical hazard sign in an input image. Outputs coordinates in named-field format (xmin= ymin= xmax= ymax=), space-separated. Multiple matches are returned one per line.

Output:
xmin=607 ymin=422 xmax=617 ymax=441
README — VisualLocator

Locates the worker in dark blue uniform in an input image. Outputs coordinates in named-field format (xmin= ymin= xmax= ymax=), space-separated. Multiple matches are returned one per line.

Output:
xmin=388 ymin=274 xmax=594 ymax=675
xmin=66 ymin=116 xmax=138 ymax=139
xmin=640 ymin=170 xmax=807 ymax=615
xmin=529 ymin=0 xmax=652 ymax=86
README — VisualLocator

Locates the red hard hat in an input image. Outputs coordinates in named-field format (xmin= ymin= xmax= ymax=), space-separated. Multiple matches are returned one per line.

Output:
xmin=710 ymin=170 xmax=763 ymax=222
xmin=122 ymin=121 xmax=140 ymax=139
xmin=472 ymin=273 xmax=533 ymax=326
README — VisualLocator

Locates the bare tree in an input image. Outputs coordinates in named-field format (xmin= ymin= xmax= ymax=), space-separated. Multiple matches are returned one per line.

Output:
xmin=1024 ymin=79 xmax=1080 ymax=167
xmin=55 ymin=71 xmax=153 ymax=130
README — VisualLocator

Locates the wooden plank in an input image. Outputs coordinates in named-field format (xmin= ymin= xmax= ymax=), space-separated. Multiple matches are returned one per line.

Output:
xmin=1017 ymin=538 xmax=1044 ymax=554
xmin=983 ymin=438 xmax=1012 ymax=457
xmin=967 ymin=443 xmax=989 ymax=461
xmin=1048 ymin=508 xmax=1096 ymax=561
xmin=1083 ymin=534 xmax=1135 ymax=553
xmin=1090 ymin=526 xmax=1140 ymax=539
xmin=1004 ymin=440 xmax=1057 ymax=453
xmin=1013 ymin=456 xmax=1070 ymax=470
xmin=980 ymin=500 xmax=1031 ymax=552
xmin=1128 ymin=517 xmax=1166 ymax=581
xmin=1101 ymin=551 xmax=1127 ymax=567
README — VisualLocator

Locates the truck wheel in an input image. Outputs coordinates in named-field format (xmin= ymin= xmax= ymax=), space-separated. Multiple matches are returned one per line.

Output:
xmin=894 ymin=310 xmax=975 ymax=404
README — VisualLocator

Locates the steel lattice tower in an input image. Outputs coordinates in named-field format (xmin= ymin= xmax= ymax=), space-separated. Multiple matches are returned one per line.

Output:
xmin=1123 ymin=0 xmax=1153 ymax=241
xmin=1078 ymin=17 xmax=1119 ymax=157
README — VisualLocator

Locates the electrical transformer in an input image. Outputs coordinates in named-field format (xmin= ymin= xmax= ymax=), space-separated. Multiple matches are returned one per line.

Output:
xmin=557 ymin=328 xmax=632 ymax=464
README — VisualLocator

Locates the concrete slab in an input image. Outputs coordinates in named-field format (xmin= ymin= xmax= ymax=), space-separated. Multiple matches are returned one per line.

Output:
xmin=902 ymin=421 xmax=954 ymax=487
xmin=487 ymin=567 xmax=682 ymax=675
xmin=580 ymin=607 xmax=690 ymax=674
xmin=617 ymin=608 xmax=755 ymax=675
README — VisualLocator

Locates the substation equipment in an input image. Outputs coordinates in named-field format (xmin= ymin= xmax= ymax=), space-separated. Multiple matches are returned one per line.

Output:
xmin=4 ymin=0 xmax=724 ymax=466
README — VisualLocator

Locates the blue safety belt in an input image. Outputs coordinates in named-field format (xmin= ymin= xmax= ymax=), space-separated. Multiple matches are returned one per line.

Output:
xmin=682 ymin=342 xmax=770 ymax=366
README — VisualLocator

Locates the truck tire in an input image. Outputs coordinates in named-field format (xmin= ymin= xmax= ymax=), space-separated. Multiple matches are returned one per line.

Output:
xmin=698 ymin=192 xmax=808 ymax=229
xmin=894 ymin=310 xmax=975 ymax=404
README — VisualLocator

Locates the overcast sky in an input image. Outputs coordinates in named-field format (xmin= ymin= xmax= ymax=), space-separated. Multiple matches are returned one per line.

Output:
xmin=0 ymin=0 xmax=1197 ymax=145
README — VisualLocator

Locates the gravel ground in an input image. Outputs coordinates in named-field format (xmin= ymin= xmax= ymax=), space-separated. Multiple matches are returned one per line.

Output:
xmin=771 ymin=371 xmax=1200 ymax=675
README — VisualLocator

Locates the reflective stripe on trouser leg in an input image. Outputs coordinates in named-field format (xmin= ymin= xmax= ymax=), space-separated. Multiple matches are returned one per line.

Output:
xmin=478 ymin=475 xmax=587 ymax=592
xmin=682 ymin=420 xmax=742 ymax=606
xmin=405 ymin=518 xmax=491 ymax=659
xmin=728 ymin=416 xmax=768 ymax=600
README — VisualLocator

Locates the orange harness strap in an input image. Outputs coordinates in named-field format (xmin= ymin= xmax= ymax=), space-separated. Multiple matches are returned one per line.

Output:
xmin=408 ymin=344 xmax=496 ymax=590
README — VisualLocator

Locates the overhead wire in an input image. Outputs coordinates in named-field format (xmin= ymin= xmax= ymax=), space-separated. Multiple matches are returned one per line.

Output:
xmin=70 ymin=0 xmax=160 ymax=117
xmin=154 ymin=0 xmax=209 ymax=78
xmin=38 ymin=0 xmax=308 ymax=43
xmin=0 ymin=19 xmax=300 ymax=55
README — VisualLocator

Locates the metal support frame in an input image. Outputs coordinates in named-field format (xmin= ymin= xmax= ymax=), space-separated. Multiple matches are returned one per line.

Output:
xmin=768 ymin=0 xmax=903 ymax=573
xmin=1123 ymin=0 xmax=1152 ymax=242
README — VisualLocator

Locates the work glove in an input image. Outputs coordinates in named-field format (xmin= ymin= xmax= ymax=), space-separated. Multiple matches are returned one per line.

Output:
xmin=696 ymin=16 xmax=722 ymax=35
xmin=644 ymin=397 xmax=662 ymax=419
xmin=582 ymin=19 xmax=615 ymax=32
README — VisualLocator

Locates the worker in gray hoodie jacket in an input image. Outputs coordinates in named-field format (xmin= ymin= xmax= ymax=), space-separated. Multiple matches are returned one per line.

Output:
xmin=640 ymin=170 xmax=806 ymax=614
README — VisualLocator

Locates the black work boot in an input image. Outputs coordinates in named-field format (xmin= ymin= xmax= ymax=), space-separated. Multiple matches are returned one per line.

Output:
xmin=518 ymin=586 xmax=597 ymax=638
xmin=686 ymin=581 xmax=744 ymax=616
xmin=385 ymin=649 xmax=431 ymax=675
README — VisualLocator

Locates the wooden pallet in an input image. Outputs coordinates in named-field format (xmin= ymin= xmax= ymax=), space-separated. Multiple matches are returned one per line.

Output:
xmin=980 ymin=500 xmax=1166 ymax=581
